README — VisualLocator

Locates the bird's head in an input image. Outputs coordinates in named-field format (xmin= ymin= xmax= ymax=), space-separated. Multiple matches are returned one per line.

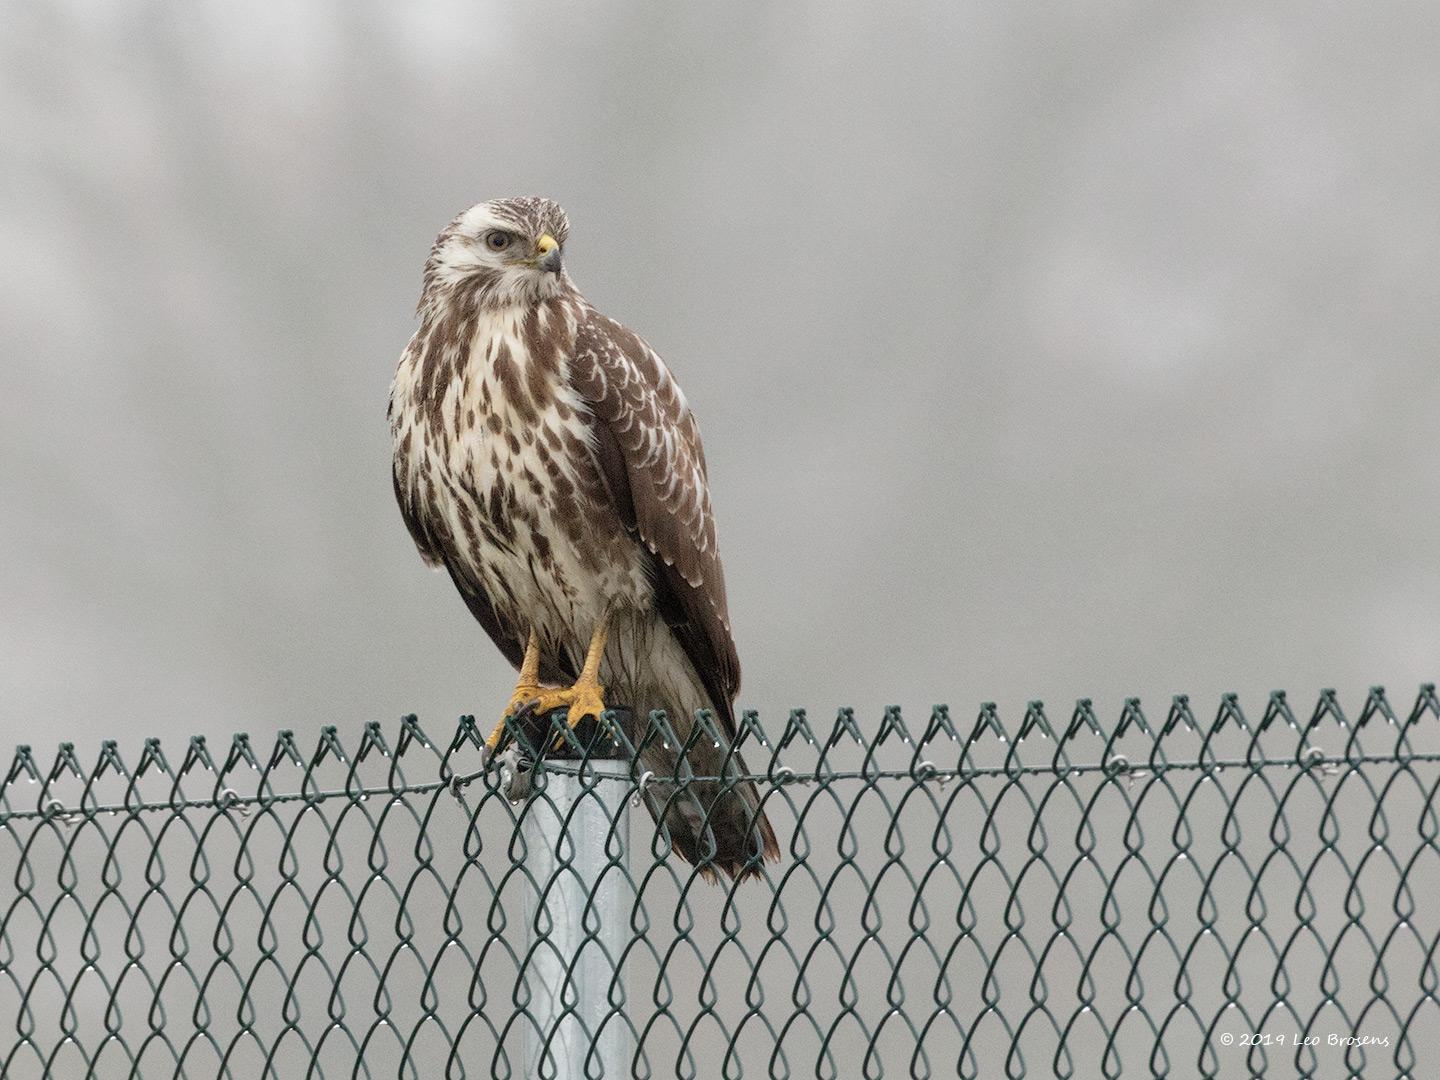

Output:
xmin=421 ymin=196 xmax=573 ymax=309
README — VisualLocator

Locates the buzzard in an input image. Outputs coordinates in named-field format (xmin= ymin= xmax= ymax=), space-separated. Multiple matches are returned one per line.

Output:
xmin=389 ymin=197 xmax=778 ymax=881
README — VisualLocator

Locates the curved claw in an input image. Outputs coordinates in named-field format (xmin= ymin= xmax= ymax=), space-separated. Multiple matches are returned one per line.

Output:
xmin=527 ymin=682 xmax=608 ymax=744
xmin=565 ymin=683 xmax=607 ymax=731
xmin=483 ymin=713 xmax=514 ymax=763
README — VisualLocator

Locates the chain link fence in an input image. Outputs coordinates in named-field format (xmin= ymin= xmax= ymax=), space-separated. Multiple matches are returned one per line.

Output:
xmin=3 ymin=685 xmax=1439 ymax=1078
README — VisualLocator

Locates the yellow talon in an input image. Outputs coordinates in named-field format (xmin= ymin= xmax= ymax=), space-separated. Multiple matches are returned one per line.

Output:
xmin=528 ymin=677 xmax=608 ymax=732
xmin=485 ymin=685 xmax=540 ymax=752
xmin=484 ymin=619 xmax=610 ymax=757
xmin=486 ymin=629 xmax=546 ymax=753
xmin=526 ymin=611 xmax=610 ymax=741
xmin=503 ymin=683 xmax=543 ymax=723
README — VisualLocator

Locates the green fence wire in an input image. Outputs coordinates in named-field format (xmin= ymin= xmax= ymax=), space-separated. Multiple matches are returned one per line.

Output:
xmin=3 ymin=685 xmax=1440 ymax=1079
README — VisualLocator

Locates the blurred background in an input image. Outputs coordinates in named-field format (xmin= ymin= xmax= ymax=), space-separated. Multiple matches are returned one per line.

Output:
xmin=3 ymin=1 xmax=1438 ymax=752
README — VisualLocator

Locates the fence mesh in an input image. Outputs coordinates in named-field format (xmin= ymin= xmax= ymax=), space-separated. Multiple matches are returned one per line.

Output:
xmin=3 ymin=685 xmax=1440 ymax=1078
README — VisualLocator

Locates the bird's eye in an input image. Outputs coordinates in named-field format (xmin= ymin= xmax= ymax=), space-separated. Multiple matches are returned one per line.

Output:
xmin=483 ymin=231 xmax=513 ymax=251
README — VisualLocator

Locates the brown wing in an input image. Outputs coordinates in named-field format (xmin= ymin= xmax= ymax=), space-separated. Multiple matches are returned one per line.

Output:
xmin=569 ymin=308 xmax=741 ymax=726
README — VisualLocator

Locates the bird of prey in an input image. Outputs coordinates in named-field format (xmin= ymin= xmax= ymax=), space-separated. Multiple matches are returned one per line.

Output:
xmin=389 ymin=197 xmax=778 ymax=881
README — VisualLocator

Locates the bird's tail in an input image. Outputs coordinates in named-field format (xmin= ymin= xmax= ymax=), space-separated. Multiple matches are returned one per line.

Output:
xmin=633 ymin=720 xmax=780 ymax=883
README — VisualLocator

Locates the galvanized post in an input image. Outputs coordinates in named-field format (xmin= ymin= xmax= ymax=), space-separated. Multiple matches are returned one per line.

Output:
xmin=520 ymin=737 xmax=632 ymax=1080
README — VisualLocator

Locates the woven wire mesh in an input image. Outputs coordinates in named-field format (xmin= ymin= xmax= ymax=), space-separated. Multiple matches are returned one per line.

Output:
xmin=3 ymin=685 xmax=1440 ymax=1078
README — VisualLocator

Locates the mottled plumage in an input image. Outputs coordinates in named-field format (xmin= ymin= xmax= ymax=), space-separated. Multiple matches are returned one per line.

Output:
xmin=389 ymin=197 xmax=777 ymax=880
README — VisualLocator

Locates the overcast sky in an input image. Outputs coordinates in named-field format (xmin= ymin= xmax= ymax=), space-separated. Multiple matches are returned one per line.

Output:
xmin=3 ymin=0 xmax=1438 ymax=754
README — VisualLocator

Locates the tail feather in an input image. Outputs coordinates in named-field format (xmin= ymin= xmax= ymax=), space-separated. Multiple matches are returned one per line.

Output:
xmin=606 ymin=616 xmax=781 ymax=882
xmin=635 ymin=740 xmax=780 ymax=883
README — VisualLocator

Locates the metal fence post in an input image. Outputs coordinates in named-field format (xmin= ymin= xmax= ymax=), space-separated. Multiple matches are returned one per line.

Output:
xmin=520 ymin=734 xmax=632 ymax=1080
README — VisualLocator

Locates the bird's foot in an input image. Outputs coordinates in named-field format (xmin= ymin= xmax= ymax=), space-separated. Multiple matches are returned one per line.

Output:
xmin=504 ymin=681 xmax=543 ymax=721
xmin=483 ymin=681 xmax=548 ymax=765
xmin=481 ymin=677 xmax=606 ymax=770
xmin=528 ymin=677 xmax=608 ymax=735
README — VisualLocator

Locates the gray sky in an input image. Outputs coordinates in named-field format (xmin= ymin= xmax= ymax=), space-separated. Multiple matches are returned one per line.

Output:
xmin=3 ymin=0 xmax=1439 ymax=753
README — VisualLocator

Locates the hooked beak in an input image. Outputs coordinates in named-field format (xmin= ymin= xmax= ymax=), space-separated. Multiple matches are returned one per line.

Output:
xmin=535 ymin=233 xmax=562 ymax=274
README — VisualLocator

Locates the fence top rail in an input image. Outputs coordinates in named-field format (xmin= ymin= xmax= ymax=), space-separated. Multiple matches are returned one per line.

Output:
xmin=3 ymin=684 xmax=1437 ymax=822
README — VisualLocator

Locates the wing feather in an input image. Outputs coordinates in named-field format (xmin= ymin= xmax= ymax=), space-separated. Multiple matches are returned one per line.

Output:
xmin=570 ymin=309 xmax=742 ymax=724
